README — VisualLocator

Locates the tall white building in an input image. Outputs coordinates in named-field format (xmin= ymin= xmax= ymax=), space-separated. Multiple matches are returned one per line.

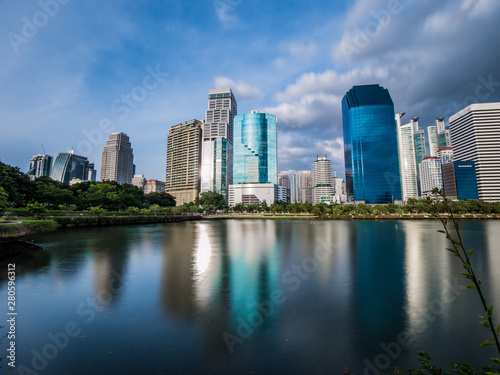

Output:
xmin=291 ymin=170 xmax=314 ymax=203
xmin=436 ymin=147 xmax=453 ymax=165
xmin=427 ymin=125 xmax=439 ymax=157
xmin=450 ymin=103 xmax=500 ymax=201
xmin=419 ymin=157 xmax=443 ymax=196
xmin=132 ymin=174 xmax=146 ymax=191
xmin=100 ymin=132 xmax=134 ymax=184
xmin=396 ymin=113 xmax=419 ymax=201
xmin=200 ymin=88 xmax=237 ymax=201
xmin=27 ymin=154 xmax=53 ymax=180
xmin=313 ymin=155 xmax=334 ymax=204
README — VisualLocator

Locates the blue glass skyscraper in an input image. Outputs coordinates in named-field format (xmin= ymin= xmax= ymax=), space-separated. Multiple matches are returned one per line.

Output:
xmin=233 ymin=111 xmax=277 ymax=185
xmin=342 ymin=84 xmax=402 ymax=203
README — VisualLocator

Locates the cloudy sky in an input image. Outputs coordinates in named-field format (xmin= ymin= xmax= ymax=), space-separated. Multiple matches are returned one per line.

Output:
xmin=1 ymin=0 xmax=500 ymax=180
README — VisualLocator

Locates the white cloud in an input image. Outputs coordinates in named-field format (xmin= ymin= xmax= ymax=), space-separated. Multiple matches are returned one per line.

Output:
xmin=214 ymin=76 xmax=263 ymax=101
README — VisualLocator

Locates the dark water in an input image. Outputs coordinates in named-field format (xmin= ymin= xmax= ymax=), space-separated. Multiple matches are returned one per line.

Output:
xmin=1 ymin=219 xmax=500 ymax=375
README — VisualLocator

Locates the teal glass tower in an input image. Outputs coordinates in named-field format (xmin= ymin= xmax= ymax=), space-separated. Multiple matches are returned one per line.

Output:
xmin=342 ymin=84 xmax=402 ymax=203
xmin=233 ymin=111 xmax=277 ymax=185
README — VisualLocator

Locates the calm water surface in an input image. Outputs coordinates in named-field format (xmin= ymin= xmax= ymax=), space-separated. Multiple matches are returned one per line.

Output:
xmin=1 ymin=219 xmax=500 ymax=375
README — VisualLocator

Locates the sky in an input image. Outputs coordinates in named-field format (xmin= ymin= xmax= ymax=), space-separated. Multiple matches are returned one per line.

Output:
xmin=1 ymin=0 xmax=500 ymax=180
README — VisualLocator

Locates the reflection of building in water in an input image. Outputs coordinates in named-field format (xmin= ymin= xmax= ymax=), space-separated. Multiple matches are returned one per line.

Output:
xmin=485 ymin=221 xmax=500 ymax=310
xmin=403 ymin=222 xmax=457 ymax=336
xmin=92 ymin=230 xmax=131 ymax=307
xmin=161 ymin=223 xmax=198 ymax=318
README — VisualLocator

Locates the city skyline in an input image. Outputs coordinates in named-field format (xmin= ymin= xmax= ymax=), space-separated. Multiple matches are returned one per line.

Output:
xmin=2 ymin=1 xmax=500 ymax=181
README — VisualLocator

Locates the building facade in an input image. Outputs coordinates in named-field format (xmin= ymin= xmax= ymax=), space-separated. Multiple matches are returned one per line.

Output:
xmin=165 ymin=119 xmax=203 ymax=205
xmin=313 ymin=155 xmax=334 ymax=204
xmin=144 ymin=180 xmax=165 ymax=194
xmin=436 ymin=147 xmax=454 ymax=165
xmin=28 ymin=154 xmax=53 ymax=180
xmin=442 ymin=161 xmax=479 ymax=201
xmin=200 ymin=88 xmax=237 ymax=201
xmin=396 ymin=113 xmax=419 ymax=202
xmin=449 ymin=103 xmax=500 ymax=201
xmin=50 ymin=151 xmax=95 ymax=184
xmin=427 ymin=125 xmax=439 ymax=157
xmin=277 ymin=174 xmax=291 ymax=202
xmin=418 ymin=157 xmax=443 ymax=195
xmin=100 ymin=132 xmax=134 ymax=184
xmin=132 ymin=174 xmax=146 ymax=191
xmin=342 ymin=84 xmax=402 ymax=203
xmin=233 ymin=111 xmax=277 ymax=185
xmin=291 ymin=171 xmax=313 ymax=203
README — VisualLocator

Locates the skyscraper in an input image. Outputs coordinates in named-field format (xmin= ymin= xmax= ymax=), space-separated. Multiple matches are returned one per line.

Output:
xmin=165 ymin=119 xmax=203 ymax=205
xmin=50 ymin=150 xmax=94 ymax=184
xmin=100 ymin=132 xmax=134 ymax=184
xmin=291 ymin=171 xmax=314 ymax=203
xmin=396 ymin=112 xmax=418 ymax=201
xmin=233 ymin=111 xmax=277 ymax=185
xmin=419 ymin=157 xmax=443 ymax=195
xmin=342 ymin=84 xmax=401 ymax=203
xmin=442 ymin=161 xmax=479 ymax=200
xmin=436 ymin=117 xmax=451 ymax=149
xmin=427 ymin=125 xmax=439 ymax=157
xmin=450 ymin=103 xmax=500 ymax=201
xmin=277 ymin=174 xmax=291 ymax=202
xmin=201 ymin=88 xmax=237 ymax=200
xmin=27 ymin=154 xmax=53 ymax=180
xmin=313 ymin=155 xmax=334 ymax=204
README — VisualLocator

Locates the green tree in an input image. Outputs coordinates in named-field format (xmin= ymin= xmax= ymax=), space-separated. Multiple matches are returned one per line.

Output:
xmin=0 ymin=186 xmax=9 ymax=211
xmin=145 ymin=192 xmax=176 ymax=207
xmin=0 ymin=161 xmax=34 ymax=207
xmin=198 ymin=191 xmax=226 ymax=212
xmin=261 ymin=200 xmax=268 ymax=212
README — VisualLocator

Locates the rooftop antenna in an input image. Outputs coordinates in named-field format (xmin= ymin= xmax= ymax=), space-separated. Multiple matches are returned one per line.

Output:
xmin=41 ymin=143 xmax=45 ymax=154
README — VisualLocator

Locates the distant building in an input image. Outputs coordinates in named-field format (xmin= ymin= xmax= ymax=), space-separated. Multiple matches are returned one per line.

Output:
xmin=132 ymin=174 xmax=146 ymax=191
xmin=442 ymin=161 xmax=479 ymax=201
xmin=450 ymin=103 xmax=500 ymax=202
xmin=50 ymin=150 xmax=95 ymax=184
xmin=228 ymin=183 xmax=286 ymax=206
xmin=436 ymin=147 xmax=454 ymax=165
xmin=427 ymin=125 xmax=439 ymax=157
xmin=291 ymin=171 xmax=313 ymax=203
xmin=233 ymin=111 xmax=277 ymax=185
xmin=100 ymin=132 xmax=134 ymax=184
xmin=436 ymin=117 xmax=451 ymax=149
xmin=165 ymin=119 xmax=203 ymax=205
xmin=27 ymin=154 xmax=53 ymax=180
xmin=419 ymin=157 xmax=443 ymax=196
xmin=144 ymin=180 xmax=165 ymax=194
xmin=201 ymin=88 xmax=237 ymax=201
xmin=313 ymin=155 xmax=334 ymax=204
xmin=342 ymin=84 xmax=401 ymax=203
xmin=333 ymin=176 xmax=347 ymax=203
xmin=277 ymin=174 xmax=291 ymax=202
xmin=396 ymin=113 xmax=419 ymax=201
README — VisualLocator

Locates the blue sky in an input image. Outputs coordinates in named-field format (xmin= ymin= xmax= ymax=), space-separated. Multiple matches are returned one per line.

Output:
xmin=1 ymin=0 xmax=500 ymax=180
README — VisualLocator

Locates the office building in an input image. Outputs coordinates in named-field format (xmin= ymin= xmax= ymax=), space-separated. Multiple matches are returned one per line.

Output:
xmin=396 ymin=113 xmax=419 ymax=201
xmin=333 ymin=177 xmax=347 ymax=204
xmin=436 ymin=117 xmax=451 ymax=149
xmin=201 ymin=88 xmax=237 ymax=201
xmin=100 ymin=132 xmax=134 ymax=184
xmin=50 ymin=150 xmax=95 ymax=184
xmin=427 ymin=125 xmax=439 ymax=157
xmin=132 ymin=174 xmax=146 ymax=191
xmin=144 ymin=180 xmax=165 ymax=194
xmin=291 ymin=171 xmax=314 ymax=203
xmin=342 ymin=84 xmax=401 ymax=203
xmin=412 ymin=118 xmax=427 ymax=167
xmin=419 ymin=157 xmax=443 ymax=196
xmin=228 ymin=183 xmax=286 ymax=206
xmin=233 ymin=111 xmax=277 ymax=185
xmin=449 ymin=103 xmax=500 ymax=201
xmin=278 ymin=174 xmax=291 ymax=202
xmin=166 ymin=119 xmax=203 ymax=205
xmin=313 ymin=155 xmax=334 ymax=204
xmin=442 ymin=161 xmax=479 ymax=201
xmin=27 ymin=154 xmax=53 ymax=180
xmin=436 ymin=147 xmax=454 ymax=165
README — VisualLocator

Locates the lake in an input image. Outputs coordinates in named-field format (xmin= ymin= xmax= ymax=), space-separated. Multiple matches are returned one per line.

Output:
xmin=1 ymin=219 xmax=500 ymax=374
